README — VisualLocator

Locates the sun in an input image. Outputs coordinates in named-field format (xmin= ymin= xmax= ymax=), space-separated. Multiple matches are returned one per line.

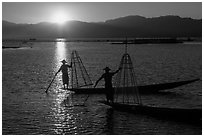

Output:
xmin=51 ymin=11 xmax=69 ymax=24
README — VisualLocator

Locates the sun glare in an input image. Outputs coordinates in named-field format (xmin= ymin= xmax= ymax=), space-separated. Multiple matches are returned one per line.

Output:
xmin=51 ymin=11 xmax=70 ymax=24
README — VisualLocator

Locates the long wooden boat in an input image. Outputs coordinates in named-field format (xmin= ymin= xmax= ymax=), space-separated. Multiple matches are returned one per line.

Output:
xmin=99 ymin=100 xmax=202 ymax=125
xmin=69 ymin=78 xmax=199 ymax=94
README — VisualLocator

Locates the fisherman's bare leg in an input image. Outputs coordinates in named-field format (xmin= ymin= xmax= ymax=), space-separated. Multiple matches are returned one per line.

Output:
xmin=66 ymin=84 xmax=68 ymax=90
xmin=67 ymin=79 xmax=69 ymax=89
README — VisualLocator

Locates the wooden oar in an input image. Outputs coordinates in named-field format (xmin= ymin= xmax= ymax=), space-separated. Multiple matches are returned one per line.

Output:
xmin=45 ymin=73 xmax=57 ymax=93
xmin=82 ymin=85 xmax=97 ymax=105
xmin=83 ymin=94 xmax=90 ymax=105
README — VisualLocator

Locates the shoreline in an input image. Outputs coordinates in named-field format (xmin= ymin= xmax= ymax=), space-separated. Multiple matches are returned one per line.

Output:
xmin=2 ymin=37 xmax=201 ymax=43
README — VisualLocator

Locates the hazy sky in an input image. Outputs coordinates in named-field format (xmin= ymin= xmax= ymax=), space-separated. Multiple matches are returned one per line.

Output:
xmin=2 ymin=2 xmax=202 ymax=24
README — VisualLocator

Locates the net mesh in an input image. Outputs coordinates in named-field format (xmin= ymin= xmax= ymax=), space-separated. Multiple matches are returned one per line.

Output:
xmin=114 ymin=52 xmax=142 ymax=105
xmin=71 ymin=50 xmax=93 ymax=88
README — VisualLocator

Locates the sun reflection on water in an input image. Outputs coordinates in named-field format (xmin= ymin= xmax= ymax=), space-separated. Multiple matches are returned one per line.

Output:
xmin=55 ymin=39 xmax=67 ymax=67
xmin=51 ymin=38 xmax=78 ymax=134
xmin=51 ymin=92 xmax=78 ymax=134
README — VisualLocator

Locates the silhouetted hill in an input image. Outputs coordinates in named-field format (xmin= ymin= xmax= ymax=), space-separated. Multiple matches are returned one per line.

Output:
xmin=104 ymin=15 xmax=201 ymax=37
xmin=2 ymin=15 xmax=202 ymax=39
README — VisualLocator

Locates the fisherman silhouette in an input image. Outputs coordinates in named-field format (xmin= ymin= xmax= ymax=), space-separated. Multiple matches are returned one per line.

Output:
xmin=94 ymin=67 xmax=121 ymax=103
xmin=56 ymin=59 xmax=72 ymax=89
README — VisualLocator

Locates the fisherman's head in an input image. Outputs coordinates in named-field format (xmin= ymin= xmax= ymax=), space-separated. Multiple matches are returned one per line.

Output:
xmin=103 ymin=67 xmax=111 ymax=72
xmin=61 ymin=59 xmax=67 ymax=64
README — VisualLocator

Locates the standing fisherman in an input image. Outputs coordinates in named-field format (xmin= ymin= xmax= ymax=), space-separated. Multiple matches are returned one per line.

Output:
xmin=56 ymin=59 xmax=72 ymax=89
xmin=94 ymin=67 xmax=120 ymax=103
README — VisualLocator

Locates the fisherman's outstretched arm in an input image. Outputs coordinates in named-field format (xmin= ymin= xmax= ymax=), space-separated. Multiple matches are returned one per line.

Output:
xmin=94 ymin=75 xmax=103 ymax=88
xmin=66 ymin=62 xmax=72 ymax=68
xmin=113 ymin=67 xmax=122 ymax=75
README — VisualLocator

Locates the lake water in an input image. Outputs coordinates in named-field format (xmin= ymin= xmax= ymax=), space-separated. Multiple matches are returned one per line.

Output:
xmin=2 ymin=41 xmax=202 ymax=135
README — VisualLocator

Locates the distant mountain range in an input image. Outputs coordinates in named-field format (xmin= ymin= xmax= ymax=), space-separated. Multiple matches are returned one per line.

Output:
xmin=2 ymin=15 xmax=202 ymax=39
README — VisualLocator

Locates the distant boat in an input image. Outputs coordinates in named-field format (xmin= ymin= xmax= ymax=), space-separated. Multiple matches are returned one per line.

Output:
xmin=2 ymin=46 xmax=20 ymax=49
xmin=29 ymin=38 xmax=36 ymax=41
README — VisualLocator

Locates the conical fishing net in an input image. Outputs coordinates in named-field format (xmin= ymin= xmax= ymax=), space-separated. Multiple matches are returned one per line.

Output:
xmin=114 ymin=47 xmax=142 ymax=105
xmin=71 ymin=50 xmax=93 ymax=88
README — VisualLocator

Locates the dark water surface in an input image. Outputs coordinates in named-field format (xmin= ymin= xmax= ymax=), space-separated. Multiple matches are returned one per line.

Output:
xmin=2 ymin=41 xmax=202 ymax=134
